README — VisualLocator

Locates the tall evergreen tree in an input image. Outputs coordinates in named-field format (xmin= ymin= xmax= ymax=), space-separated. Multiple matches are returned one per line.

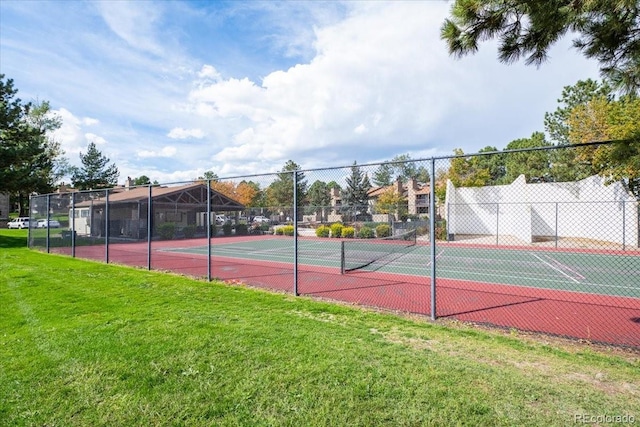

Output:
xmin=372 ymin=154 xmax=425 ymax=187
xmin=341 ymin=162 xmax=372 ymax=220
xmin=502 ymin=132 xmax=553 ymax=183
xmin=70 ymin=142 xmax=120 ymax=190
xmin=1 ymin=75 xmax=63 ymax=213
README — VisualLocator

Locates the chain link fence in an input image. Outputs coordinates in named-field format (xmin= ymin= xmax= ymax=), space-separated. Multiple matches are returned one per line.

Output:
xmin=29 ymin=143 xmax=640 ymax=348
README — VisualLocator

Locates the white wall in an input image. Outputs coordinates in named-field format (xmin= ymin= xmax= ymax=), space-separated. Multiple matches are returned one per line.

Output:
xmin=445 ymin=175 xmax=638 ymax=246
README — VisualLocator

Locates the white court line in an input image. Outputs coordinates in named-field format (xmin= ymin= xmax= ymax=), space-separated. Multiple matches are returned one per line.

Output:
xmin=530 ymin=252 xmax=580 ymax=284
xmin=541 ymin=254 xmax=586 ymax=280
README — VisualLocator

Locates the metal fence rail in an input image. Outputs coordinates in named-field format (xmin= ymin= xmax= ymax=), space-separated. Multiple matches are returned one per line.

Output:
xmin=29 ymin=143 xmax=640 ymax=348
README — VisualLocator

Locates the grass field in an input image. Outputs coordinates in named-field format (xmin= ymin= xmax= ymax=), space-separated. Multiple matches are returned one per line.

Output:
xmin=1 ymin=229 xmax=639 ymax=426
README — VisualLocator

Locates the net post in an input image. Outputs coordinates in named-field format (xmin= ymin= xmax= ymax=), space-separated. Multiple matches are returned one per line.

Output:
xmin=340 ymin=240 xmax=345 ymax=275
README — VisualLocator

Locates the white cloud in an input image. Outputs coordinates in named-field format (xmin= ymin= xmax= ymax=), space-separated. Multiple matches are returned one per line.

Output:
xmin=354 ymin=124 xmax=368 ymax=134
xmin=51 ymin=108 xmax=104 ymax=160
xmin=183 ymin=2 xmax=468 ymax=168
xmin=137 ymin=146 xmax=177 ymax=158
xmin=85 ymin=133 xmax=107 ymax=145
xmin=94 ymin=1 xmax=164 ymax=56
xmin=197 ymin=64 xmax=221 ymax=81
xmin=179 ymin=1 xmax=600 ymax=176
xmin=167 ymin=128 xmax=205 ymax=139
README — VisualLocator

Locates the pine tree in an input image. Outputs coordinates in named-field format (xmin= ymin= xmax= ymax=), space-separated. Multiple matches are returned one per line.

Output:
xmin=441 ymin=0 xmax=640 ymax=94
xmin=1 ymin=75 xmax=63 ymax=213
xmin=70 ymin=142 xmax=119 ymax=190
xmin=341 ymin=162 xmax=372 ymax=220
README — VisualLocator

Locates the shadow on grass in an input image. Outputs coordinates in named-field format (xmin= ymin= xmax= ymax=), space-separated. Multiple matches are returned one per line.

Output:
xmin=0 ymin=233 xmax=28 ymax=249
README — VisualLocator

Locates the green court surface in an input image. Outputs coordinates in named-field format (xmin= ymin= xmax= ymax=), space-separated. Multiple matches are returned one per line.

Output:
xmin=163 ymin=238 xmax=640 ymax=299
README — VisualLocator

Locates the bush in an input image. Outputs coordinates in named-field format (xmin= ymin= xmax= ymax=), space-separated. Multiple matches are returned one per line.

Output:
xmin=222 ymin=223 xmax=233 ymax=236
xmin=235 ymin=223 xmax=248 ymax=235
xmin=275 ymin=227 xmax=284 ymax=235
xmin=209 ymin=224 xmax=217 ymax=237
xmin=375 ymin=224 xmax=391 ymax=238
xmin=342 ymin=226 xmax=355 ymax=238
xmin=330 ymin=223 xmax=343 ymax=238
xmin=182 ymin=225 xmax=196 ymax=239
xmin=358 ymin=226 xmax=374 ymax=239
xmin=157 ymin=223 xmax=176 ymax=240
xmin=436 ymin=219 xmax=447 ymax=240
xmin=316 ymin=225 xmax=330 ymax=238
xmin=282 ymin=225 xmax=295 ymax=236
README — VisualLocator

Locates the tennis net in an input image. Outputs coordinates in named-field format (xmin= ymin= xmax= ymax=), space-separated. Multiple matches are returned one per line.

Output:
xmin=340 ymin=229 xmax=417 ymax=273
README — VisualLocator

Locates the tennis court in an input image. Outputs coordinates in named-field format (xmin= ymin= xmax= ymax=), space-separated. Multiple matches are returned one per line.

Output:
xmin=163 ymin=236 xmax=640 ymax=299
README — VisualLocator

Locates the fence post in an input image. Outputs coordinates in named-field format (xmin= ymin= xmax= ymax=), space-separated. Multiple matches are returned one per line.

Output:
xmin=71 ymin=192 xmax=76 ymax=258
xmin=207 ymin=179 xmax=212 ymax=282
xmin=105 ymin=189 xmax=109 ymax=264
xmin=147 ymin=185 xmax=152 ymax=270
xmin=429 ymin=157 xmax=436 ymax=321
xmin=46 ymin=194 xmax=51 ymax=253
xmin=293 ymin=170 xmax=299 ymax=296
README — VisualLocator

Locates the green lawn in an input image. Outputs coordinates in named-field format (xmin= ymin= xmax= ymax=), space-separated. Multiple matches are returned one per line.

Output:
xmin=1 ymin=229 xmax=638 ymax=426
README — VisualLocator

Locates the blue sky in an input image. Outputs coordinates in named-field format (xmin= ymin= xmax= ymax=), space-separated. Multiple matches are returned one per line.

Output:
xmin=1 ymin=1 xmax=601 ymax=184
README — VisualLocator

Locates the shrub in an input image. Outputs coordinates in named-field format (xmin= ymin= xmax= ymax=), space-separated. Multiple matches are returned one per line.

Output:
xmin=235 ymin=223 xmax=248 ymax=235
xmin=375 ymin=224 xmax=391 ymax=238
xmin=358 ymin=226 xmax=374 ymax=239
xmin=316 ymin=225 xmax=330 ymax=238
xmin=436 ymin=219 xmax=447 ymax=240
xmin=209 ymin=224 xmax=217 ymax=237
xmin=416 ymin=225 xmax=429 ymax=237
xmin=282 ymin=225 xmax=295 ymax=236
xmin=157 ymin=223 xmax=176 ymax=240
xmin=330 ymin=222 xmax=343 ymax=238
xmin=222 ymin=223 xmax=233 ymax=236
xmin=182 ymin=225 xmax=196 ymax=239
xmin=341 ymin=226 xmax=355 ymax=238
xmin=275 ymin=227 xmax=284 ymax=235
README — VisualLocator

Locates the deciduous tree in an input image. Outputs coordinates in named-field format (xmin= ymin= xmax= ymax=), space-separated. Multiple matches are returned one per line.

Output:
xmin=306 ymin=180 xmax=330 ymax=217
xmin=375 ymin=188 xmax=406 ymax=216
xmin=266 ymin=160 xmax=307 ymax=216
xmin=567 ymin=95 xmax=640 ymax=198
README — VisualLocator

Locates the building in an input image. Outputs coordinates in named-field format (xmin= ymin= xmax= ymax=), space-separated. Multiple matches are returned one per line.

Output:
xmin=329 ymin=177 xmax=431 ymax=222
xmin=71 ymin=182 xmax=244 ymax=239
